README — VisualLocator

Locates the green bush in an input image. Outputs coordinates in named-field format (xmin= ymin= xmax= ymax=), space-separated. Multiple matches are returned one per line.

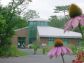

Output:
xmin=0 ymin=45 xmax=26 ymax=57
xmin=32 ymin=43 xmax=39 ymax=49
xmin=69 ymin=45 xmax=78 ymax=54
xmin=32 ymin=42 xmax=39 ymax=54
xmin=69 ymin=45 xmax=84 ymax=55
xmin=44 ymin=46 xmax=50 ymax=52
xmin=77 ymin=47 xmax=84 ymax=51
xmin=9 ymin=45 xmax=26 ymax=56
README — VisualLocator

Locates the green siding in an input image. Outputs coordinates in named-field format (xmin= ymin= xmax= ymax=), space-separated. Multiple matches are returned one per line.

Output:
xmin=48 ymin=37 xmax=54 ymax=46
xmin=28 ymin=21 xmax=48 ymax=43
xmin=48 ymin=41 xmax=54 ymax=46
xmin=48 ymin=38 xmax=69 ymax=46
xmin=62 ymin=39 xmax=68 ymax=45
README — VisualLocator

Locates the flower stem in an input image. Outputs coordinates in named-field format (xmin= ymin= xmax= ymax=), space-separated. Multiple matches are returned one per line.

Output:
xmin=61 ymin=54 xmax=65 ymax=63
xmin=78 ymin=24 xmax=84 ymax=39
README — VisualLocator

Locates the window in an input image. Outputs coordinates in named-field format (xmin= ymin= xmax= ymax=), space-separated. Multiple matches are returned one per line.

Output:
xmin=49 ymin=37 xmax=54 ymax=41
xmin=39 ymin=22 xmax=41 ymax=26
xmin=40 ymin=22 xmax=48 ymax=26
xmin=44 ymin=22 xmax=48 ymax=26
xmin=29 ymin=22 xmax=33 ymax=26
xmin=48 ymin=37 xmax=54 ymax=46
xmin=33 ymin=22 xmax=37 ymax=26
xmin=76 ymin=39 xmax=80 ymax=46
xmin=41 ymin=22 xmax=44 ymax=26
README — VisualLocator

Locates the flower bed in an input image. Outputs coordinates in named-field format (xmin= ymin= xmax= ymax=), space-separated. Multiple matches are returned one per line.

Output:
xmin=72 ymin=51 xmax=84 ymax=63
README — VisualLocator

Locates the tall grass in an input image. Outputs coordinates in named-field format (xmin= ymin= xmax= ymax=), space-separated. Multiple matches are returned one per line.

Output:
xmin=0 ymin=45 xmax=26 ymax=57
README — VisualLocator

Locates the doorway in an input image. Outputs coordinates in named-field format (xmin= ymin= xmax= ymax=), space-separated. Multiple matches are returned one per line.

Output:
xmin=18 ymin=37 xmax=26 ymax=48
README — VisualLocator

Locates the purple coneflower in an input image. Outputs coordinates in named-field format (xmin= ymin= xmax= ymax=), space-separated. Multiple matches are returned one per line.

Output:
xmin=64 ymin=4 xmax=84 ymax=38
xmin=64 ymin=15 xmax=84 ymax=32
xmin=48 ymin=39 xmax=72 ymax=63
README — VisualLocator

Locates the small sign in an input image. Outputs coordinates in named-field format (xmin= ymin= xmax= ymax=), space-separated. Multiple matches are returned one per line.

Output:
xmin=42 ymin=43 xmax=47 ymax=47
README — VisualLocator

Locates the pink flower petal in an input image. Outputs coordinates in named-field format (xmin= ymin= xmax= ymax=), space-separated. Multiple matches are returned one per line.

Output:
xmin=48 ymin=47 xmax=58 ymax=58
xmin=64 ymin=15 xmax=84 ymax=32
xmin=50 ymin=47 xmax=58 ymax=56
xmin=61 ymin=46 xmax=67 ymax=54
xmin=64 ymin=19 xmax=73 ymax=32
xmin=71 ymin=17 xmax=79 ymax=28
xmin=48 ymin=48 xmax=55 ymax=57
xmin=57 ymin=47 xmax=62 ymax=56
xmin=66 ymin=47 xmax=72 ymax=54
xmin=80 ymin=16 xmax=84 ymax=26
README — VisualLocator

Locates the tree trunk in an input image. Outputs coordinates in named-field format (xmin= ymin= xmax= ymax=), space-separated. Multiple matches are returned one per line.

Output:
xmin=43 ymin=48 xmax=45 ymax=54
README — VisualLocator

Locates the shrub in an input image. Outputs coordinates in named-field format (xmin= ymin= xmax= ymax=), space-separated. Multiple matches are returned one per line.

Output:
xmin=0 ymin=45 xmax=26 ymax=57
xmin=68 ymin=45 xmax=78 ymax=54
xmin=32 ymin=42 xmax=39 ymax=54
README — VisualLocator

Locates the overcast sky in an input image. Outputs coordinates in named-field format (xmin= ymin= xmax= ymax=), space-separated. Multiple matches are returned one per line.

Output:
xmin=1 ymin=0 xmax=84 ymax=19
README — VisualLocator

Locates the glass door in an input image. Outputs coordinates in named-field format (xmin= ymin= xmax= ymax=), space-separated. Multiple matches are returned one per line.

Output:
xmin=18 ymin=37 xmax=26 ymax=48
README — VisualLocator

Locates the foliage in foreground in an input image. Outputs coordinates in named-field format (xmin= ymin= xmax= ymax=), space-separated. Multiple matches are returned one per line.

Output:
xmin=0 ymin=45 xmax=26 ymax=57
xmin=69 ymin=43 xmax=84 ymax=55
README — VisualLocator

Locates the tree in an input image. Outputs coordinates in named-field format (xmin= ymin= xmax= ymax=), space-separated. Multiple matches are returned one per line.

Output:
xmin=48 ymin=5 xmax=70 ymax=29
xmin=48 ymin=16 xmax=68 ymax=29
xmin=23 ymin=10 xmax=40 ymax=20
xmin=54 ymin=5 xmax=69 ymax=16
xmin=7 ymin=0 xmax=32 ymax=15
xmin=13 ymin=16 xmax=28 ymax=29
xmin=32 ymin=41 xmax=39 ymax=55
xmin=0 ymin=0 xmax=31 ymax=56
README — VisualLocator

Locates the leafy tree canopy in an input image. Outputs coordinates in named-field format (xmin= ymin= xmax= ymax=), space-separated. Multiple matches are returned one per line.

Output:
xmin=48 ymin=15 xmax=68 ymax=29
xmin=0 ymin=0 xmax=31 ymax=56
xmin=23 ymin=10 xmax=40 ymax=20
xmin=54 ymin=5 xmax=69 ymax=16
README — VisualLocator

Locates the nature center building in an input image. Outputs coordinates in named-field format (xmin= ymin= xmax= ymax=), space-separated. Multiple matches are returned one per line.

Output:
xmin=37 ymin=26 xmax=82 ymax=46
xmin=11 ymin=18 xmax=82 ymax=48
